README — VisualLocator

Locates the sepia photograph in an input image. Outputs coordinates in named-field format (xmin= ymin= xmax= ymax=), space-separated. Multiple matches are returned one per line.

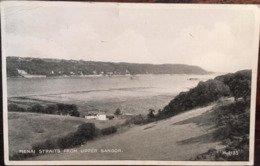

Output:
xmin=1 ymin=1 xmax=260 ymax=165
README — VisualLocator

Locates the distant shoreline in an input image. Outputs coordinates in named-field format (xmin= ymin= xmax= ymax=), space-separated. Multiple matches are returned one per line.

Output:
xmin=7 ymin=73 xmax=217 ymax=79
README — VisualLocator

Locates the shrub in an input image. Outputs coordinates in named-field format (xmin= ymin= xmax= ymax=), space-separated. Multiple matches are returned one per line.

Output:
xmin=56 ymin=133 xmax=80 ymax=149
xmin=56 ymin=103 xmax=80 ymax=117
xmin=101 ymin=126 xmax=117 ymax=135
xmin=114 ymin=108 xmax=121 ymax=116
xmin=46 ymin=104 xmax=58 ymax=114
xmin=215 ymin=70 xmax=251 ymax=101
xmin=125 ymin=114 xmax=146 ymax=125
xmin=30 ymin=104 xmax=45 ymax=113
xmin=163 ymin=79 xmax=230 ymax=116
xmin=147 ymin=109 xmax=155 ymax=119
xmin=75 ymin=123 xmax=96 ymax=140
xmin=8 ymin=104 xmax=26 ymax=112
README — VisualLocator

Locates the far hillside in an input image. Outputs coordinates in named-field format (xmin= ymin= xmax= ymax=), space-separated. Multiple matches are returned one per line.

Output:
xmin=6 ymin=56 xmax=211 ymax=77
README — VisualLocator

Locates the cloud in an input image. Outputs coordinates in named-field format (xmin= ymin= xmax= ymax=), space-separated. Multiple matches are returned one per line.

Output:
xmin=2 ymin=2 xmax=257 ymax=73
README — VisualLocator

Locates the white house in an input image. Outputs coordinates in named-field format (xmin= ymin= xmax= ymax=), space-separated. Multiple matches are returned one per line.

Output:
xmin=85 ymin=113 xmax=107 ymax=120
xmin=97 ymin=114 xmax=107 ymax=121
xmin=85 ymin=114 xmax=97 ymax=120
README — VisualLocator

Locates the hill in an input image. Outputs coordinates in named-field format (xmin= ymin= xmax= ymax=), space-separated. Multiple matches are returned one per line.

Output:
xmin=8 ymin=112 xmax=125 ymax=157
xmin=6 ymin=56 xmax=211 ymax=77
xmin=33 ymin=102 xmax=224 ymax=160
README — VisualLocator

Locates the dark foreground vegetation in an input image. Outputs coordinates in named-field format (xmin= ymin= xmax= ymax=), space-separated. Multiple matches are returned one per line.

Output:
xmin=145 ymin=70 xmax=251 ymax=121
xmin=7 ymin=56 xmax=210 ymax=77
xmin=142 ymin=70 xmax=251 ymax=161
xmin=8 ymin=103 xmax=80 ymax=117
xmin=194 ymin=99 xmax=250 ymax=161
xmin=10 ymin=123 xmax=117 ymax=160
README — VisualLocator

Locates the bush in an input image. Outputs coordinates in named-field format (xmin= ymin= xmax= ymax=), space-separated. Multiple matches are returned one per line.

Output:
xmin=212 ymin=100 xmax=250 ymax=139
xmin=194 ymin=100 xmax=250 ymax=161
xmin=75 ymin=123 xmax=96 ymax=140
xmin=215 ymin=70 xmax=251 ymax=101
xmin=147 ymin=109 xmax=155 ymax=119
xmin=46 ymin=104 xmax=58 ymax=114
xmin=56 ymin=133 xmax=80 ymax=149
xmin=162 ymin=79 xmax=230 ymax=116
xmin=101 ymin=126 xmax=117 ymax=135
xmin=56 ymin=103 xmax=80 ymax=117
xmin=125 ymin=114 xmax=146 ymax=125
xmin=114 ymin=108 xmax=121 ymax=116
xmin=30 ymin=104 xmax=45 ymax=113
xmin=8 ymin=104 xmax=26 ymax=112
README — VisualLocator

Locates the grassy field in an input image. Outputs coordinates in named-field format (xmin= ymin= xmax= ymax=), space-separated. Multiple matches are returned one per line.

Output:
xmin=8 ymin=112 xmax=125 ymax=156
xmin=33 ymin=102 xmax=227 ymax=161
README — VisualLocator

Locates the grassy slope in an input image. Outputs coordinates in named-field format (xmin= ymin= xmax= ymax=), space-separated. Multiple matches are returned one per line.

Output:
xmin=8 ymin=112 xmax=125 ymax=156
xmin=34 ymin=101 xmax=230 ymax=161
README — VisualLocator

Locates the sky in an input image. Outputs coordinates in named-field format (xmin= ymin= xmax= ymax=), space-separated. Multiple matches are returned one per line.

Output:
xmin=1 ymin=2 xmax=259 ymax=72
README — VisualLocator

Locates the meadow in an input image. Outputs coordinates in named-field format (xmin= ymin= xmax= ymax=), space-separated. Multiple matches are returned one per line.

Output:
xmin=8 ymin=112 xmax=125 ymax=157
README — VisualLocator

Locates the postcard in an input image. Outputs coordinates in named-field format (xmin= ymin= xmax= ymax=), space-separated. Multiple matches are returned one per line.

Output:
xmin=1 ymin=1 xmax=260 ymax=165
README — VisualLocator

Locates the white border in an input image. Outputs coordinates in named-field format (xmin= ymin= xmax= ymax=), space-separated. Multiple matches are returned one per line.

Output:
xmin=1 ymin=1 xmax=259 ymax=165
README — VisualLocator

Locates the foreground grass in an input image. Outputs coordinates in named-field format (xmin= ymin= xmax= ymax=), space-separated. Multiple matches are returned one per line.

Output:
xmin=8 ymin=112 xmax=125 ymax=157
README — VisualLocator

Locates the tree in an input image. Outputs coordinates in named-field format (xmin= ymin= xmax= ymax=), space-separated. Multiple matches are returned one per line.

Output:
xmin=215 ymin=70 xmax=251 ymax=101
xmin=8 ymin=104 xmax=26 ymax=112
xmin=31 ymin=104 xmax=44 ymax=113
xmin=75 ymin=123 xmax=96 ymax=140
xmin=70 ymin=109 xmax=80 ymax=117
xmin=114 ymin=108 xmax=121 ymax=117
xmin=147 ymin=109 xmax=155 ymax=119
xmin=46 ymin=104 xmax=58 ymax=114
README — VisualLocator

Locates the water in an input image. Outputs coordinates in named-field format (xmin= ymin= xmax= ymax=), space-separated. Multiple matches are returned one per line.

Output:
xmin=7 ymin=74 xmax=220 ymax=98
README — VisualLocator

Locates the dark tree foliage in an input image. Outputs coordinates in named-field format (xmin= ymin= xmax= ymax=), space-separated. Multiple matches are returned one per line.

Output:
xmin=101 ymin=126 xmax=117 ymax=135
xmin=114 ymin=108 xmax=121 ymax=116
xmin=46 ymin=104 xmax=58 ymax=114
xmin=215 ymin=70 xmax=251 ymax=101
xmin=147 ymin=109 xmax=156 ymax=119
xmin=162 ymin=79 xmax=231 ymax=116
xmin=8 ymin=104 xmax=26 ymax=112
xmin=56 ymin=103 xmax=80 ymax=117
xmin=194 ymin=100 xmax=250 ymax=161
xmin=8 ymin=103 xmax=80 ymax=117
xmin=30 ymin=104 xmax=45 ymax=113
xmin=6 ymin=56 xmax=210 ymax=77
xmin=75 ymin=123 xmax=96 ymax=140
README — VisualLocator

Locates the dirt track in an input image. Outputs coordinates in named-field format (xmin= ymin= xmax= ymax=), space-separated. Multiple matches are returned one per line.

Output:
xmin=34 ymin=103 xmax=224 ymax=161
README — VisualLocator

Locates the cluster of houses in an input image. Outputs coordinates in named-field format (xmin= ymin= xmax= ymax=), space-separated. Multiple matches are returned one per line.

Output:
xmin=17 ymin=69 xmax=46 ymax=78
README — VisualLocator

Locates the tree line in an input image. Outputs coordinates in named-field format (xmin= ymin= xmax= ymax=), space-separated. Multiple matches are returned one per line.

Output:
xmin=8 ymin=103 xmax=80 ymax=117
xmin=7 ymin=56 xmax=210 ymax=77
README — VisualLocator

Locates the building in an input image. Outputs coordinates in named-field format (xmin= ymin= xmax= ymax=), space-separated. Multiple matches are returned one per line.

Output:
xmin=97 ymin=114 xmax=106 ymax=121
xmin=85 ymin=113 xmax=108 ymax=120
